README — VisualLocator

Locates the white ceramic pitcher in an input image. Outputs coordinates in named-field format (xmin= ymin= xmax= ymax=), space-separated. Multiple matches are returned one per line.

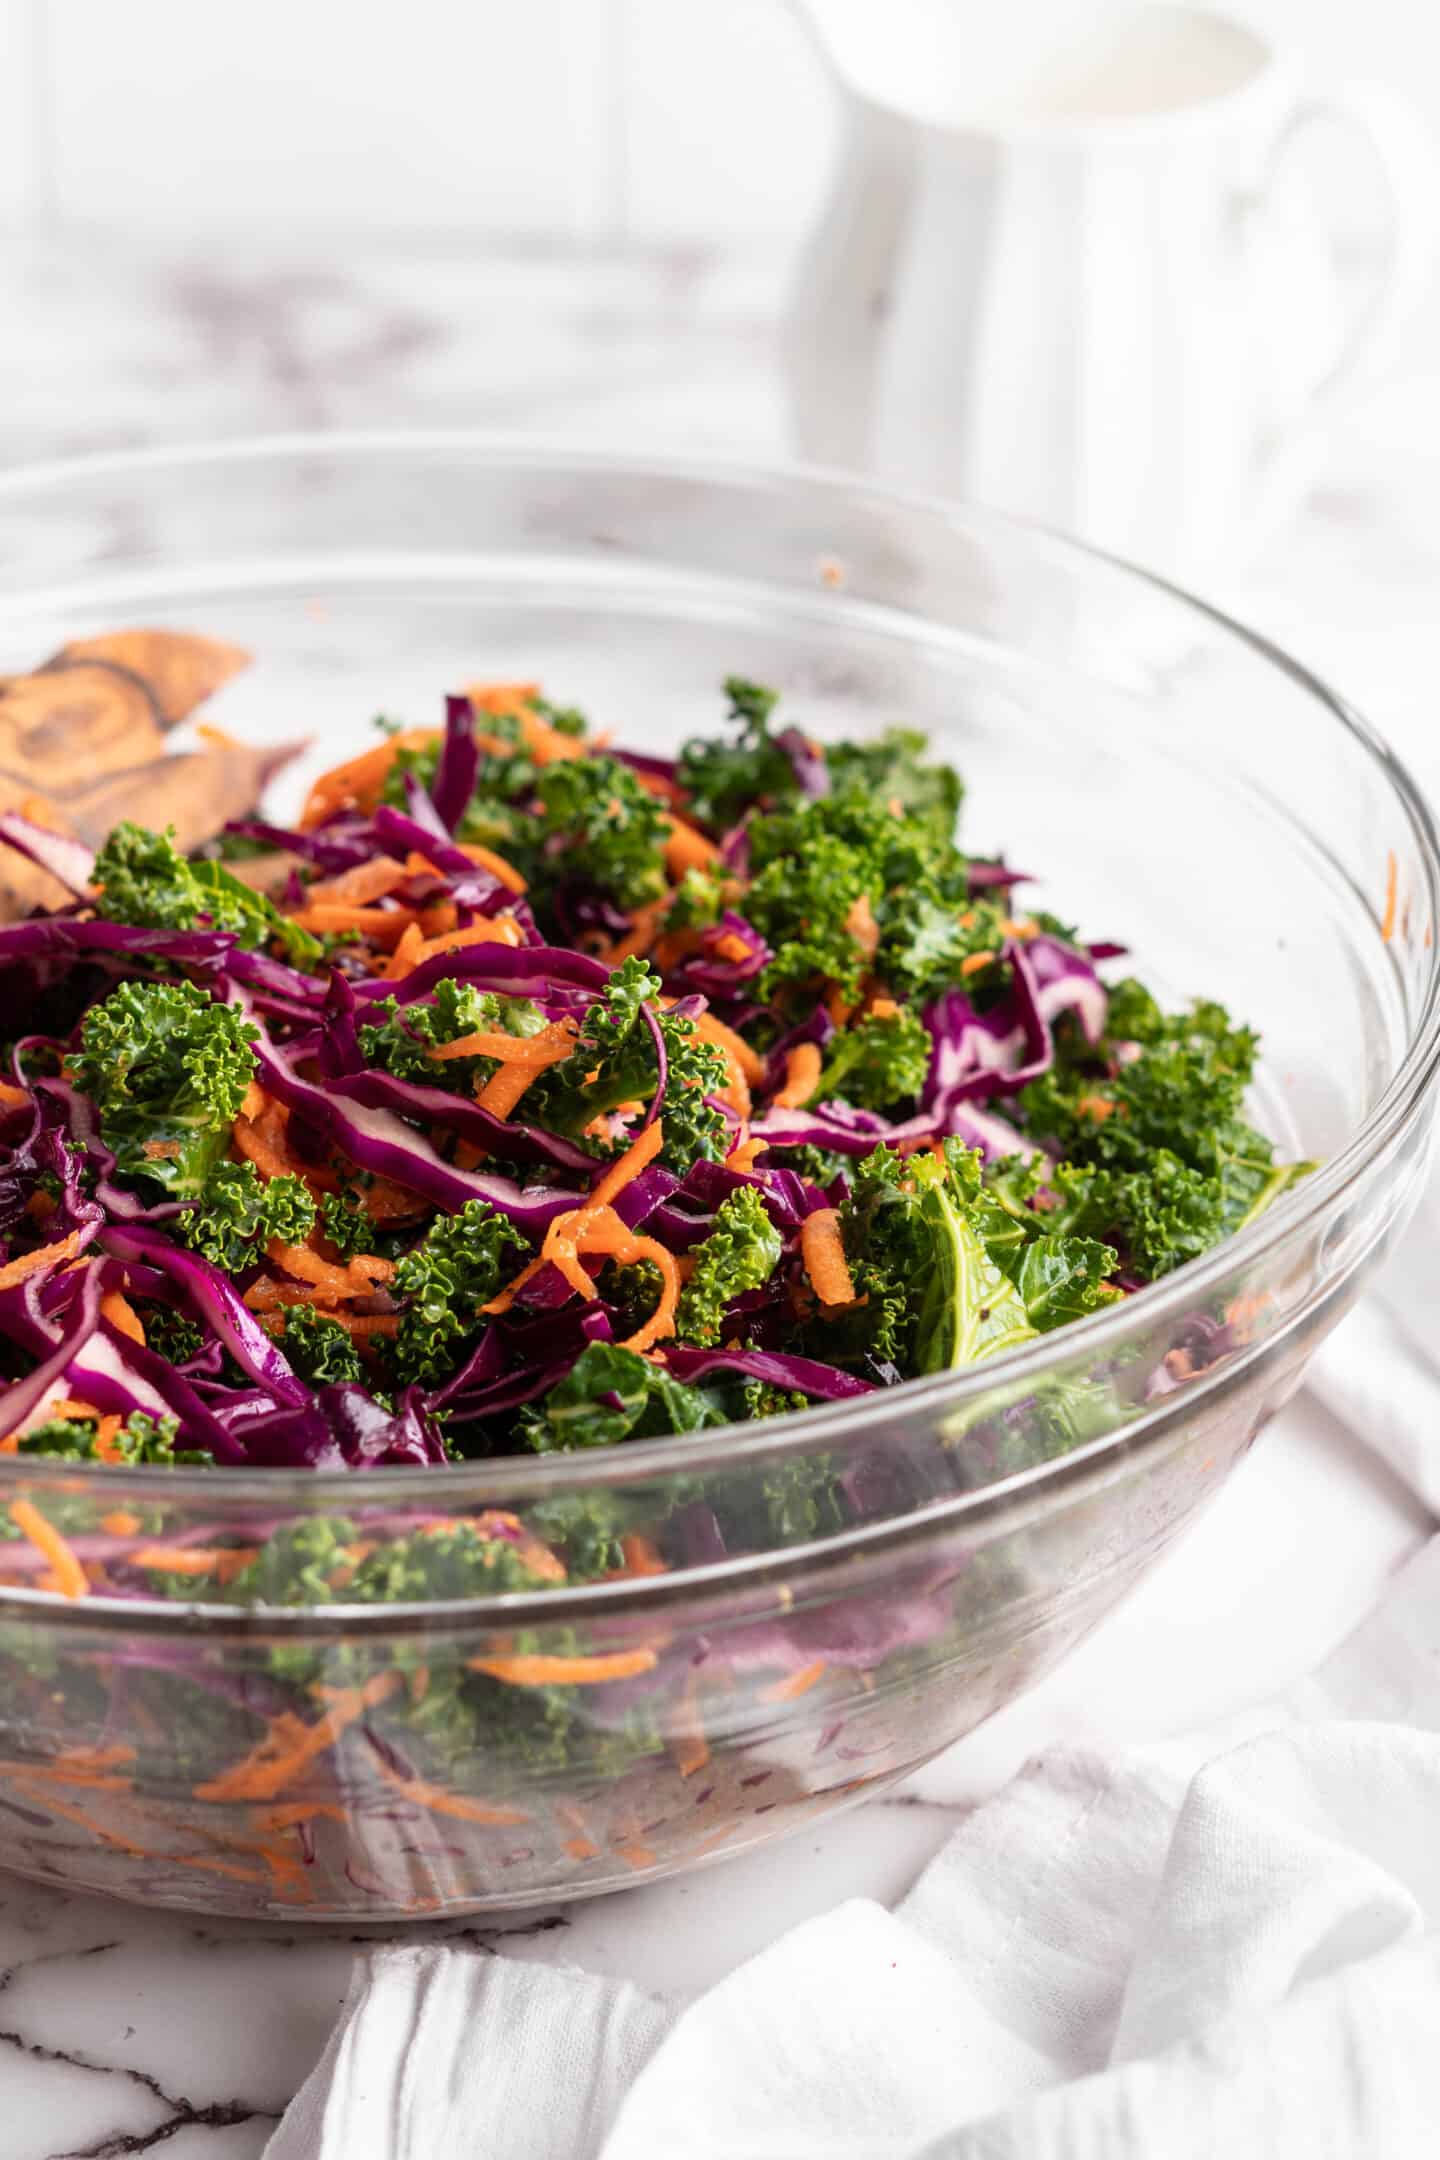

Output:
xmin=784 ymin=1 xmax=1439 ymax=580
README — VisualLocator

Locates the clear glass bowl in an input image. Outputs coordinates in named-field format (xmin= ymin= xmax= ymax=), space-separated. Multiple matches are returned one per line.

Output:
xmin=0 ymin=436 xmax=1434 ymax=1919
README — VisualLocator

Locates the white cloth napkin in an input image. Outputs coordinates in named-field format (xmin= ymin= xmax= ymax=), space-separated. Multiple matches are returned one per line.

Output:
xmin=267 ymin=1186 xmax=1440 ymax=2160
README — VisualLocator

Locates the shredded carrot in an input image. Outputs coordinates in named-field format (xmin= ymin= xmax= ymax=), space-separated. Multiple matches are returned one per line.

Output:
xmin=664 ymin=815 xmax=720 ymax=878
xmin=0 ymin=1079 xmax=29 ymax=1109
xmin=369 ymin=1754 xmax=531 ymax=1826
xmin=1075 ymin=1093 xmax=1117 ymax=1122
xmin=268 ymin=1243 xmax=360 ymax=1300
xmin=800 ymin=1208 xmax=855 ymax=1308
xmin=457 ymin=842 xmax=528 ymax=893
xmin=412 ymin=917 xmax=525 ymax=969
xmin=725 ymin=1135 xmax=768 ymax=1174
xmin=669 ymin=1664 xmax=711 ymax=1779
xmin=469 ymin=1647 xmax=659 ymax=1687
xmin=476 ymin=1063 xmax=540 ymax=1121
xmin=618 ymin=1533 xmax=668 ymax=1578
xmin=299 ymin=728 xmax=438 ymax=828
xmin=100 ymin=1290 xmax=145 ymax=1346
xmin=131 ymin=1545 xmax=259 ymax=1582
xmin=998 ymin=916 xmax=1038 ymax=940
xmin=712 ymin=931 xmax=751 ymax=964
xmin=286 ymin=901 xmax=418 ymax=948
xmin=100 ymin=1509 xmax=141 ymax=1537
xmin=826 ymin=988 xmax=855 ymax=1028
xmin=383 ymin=920 xmax=425 ymax=980
xmin=606 ymin=899 xmax=668 ymax=965
xmin=9 ymin=1499 xmax=88 ymax=1599
xmin=867 ymin=996 xmax=899 ymax=1019
xmin=92 ymin=1416 xmax=123 ymax=1464
xmin=773 ymin=1042 xmax=822 ymax=1111
xmin=468 ymin=679 xmax=541 ymax=717
xmin=231 ymin=1116 xmax=295 ymax=1186
xmin=429 ymin=1022 xmax=578 ymax=1068
xmin=845 ymin=892 xmax=880 ymax=962
xmin=305 ymin=858 xmax=411 ymax=908
xmin=759 ymin=1659 xmax=827 ymax=1704
xmin=618 ymin=1236 xmax=680 ymax=1353
xmin=564 ymin=1835 xmax=599 ymax=1861
xmin=588 ymin=1120 xmax=664 ymax=1209
xmin=195 ymin=1671 xmax=401 ymax=1803
xmin=614 ymin=1841 xmax=658 ymax=1872
xmin=1382 ymin=849 xmax=1399 ymax=942
xmin=0 ymin=1229 xmax=87 ymax=1291
xmin=692 ymin=1012 xmax=765 ymax=1086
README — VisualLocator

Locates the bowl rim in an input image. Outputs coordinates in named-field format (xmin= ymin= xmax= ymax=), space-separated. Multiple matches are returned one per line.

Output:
xmin=0 ymin=430 xmax=1435 ymax=1588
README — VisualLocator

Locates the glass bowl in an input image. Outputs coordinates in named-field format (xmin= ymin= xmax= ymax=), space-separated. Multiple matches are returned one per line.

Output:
xmin=0 ymin=436 xmax=1433 ymax=1920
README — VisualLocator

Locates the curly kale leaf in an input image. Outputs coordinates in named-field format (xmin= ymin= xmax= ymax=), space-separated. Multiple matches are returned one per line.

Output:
xmin=14 ymin=1410 xmax=206 ymax=1465
xmin=92 ymin=821 xmax=321 ymax=968
xmin=390 ymin=1199 xmax=529 ymax=1387
xmin=357 ymin=980 xmax=546 ymax=1094
xmin=1045 ymin=1153 xmax=1227 ymax=1279
xmin=824 ymin=1141 xmax=1034 ymax=1373
xmin=528 ymin=754 xmax=670 ymax=913
xmin=817 ymin=1005 xmax=931 ymax=1110
xmin=70 ymin=979 xmax=258 ymax=1201
xmin=279 ymin=1305 xmax=366 ymax=1386
xmin=177 ymin=1159 xmax=315 ymax=1273
xmin=527 ymin=956 xmax=730 ymax=1175
xmin=826 ymin=729 xmax=963 ymax=850
xmin=675 ymin=1186 xmax=783 ymax=1346
xmin=517 ymin=1341 xmax=724 ymax=1452
xmin=744 ymin=787 xmax=984 ymax=1007
xmin=320 ymin=1187 xmax=375 ymax=1261
xmin=676 ymin=676 xmax=798 ymax=832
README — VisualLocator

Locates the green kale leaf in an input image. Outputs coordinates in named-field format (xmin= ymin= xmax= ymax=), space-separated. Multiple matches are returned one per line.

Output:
xmin=390 ymin=1199 xmax=529 ymax=1387
xmin=817 ymin=1005 xmax=931 ymax=1110
xmin=517 ymin=1341 xmax=724 ymax=1452
xmin=70 ymin=979 xmax=259 ymax=1201
xmin=675 ymin=1185 xmax=783 ymax=1346
xmin=92 ymin=821 xmax=321 ymax=967
xmin=177 ymin=1159 xmax=315 ymax=1273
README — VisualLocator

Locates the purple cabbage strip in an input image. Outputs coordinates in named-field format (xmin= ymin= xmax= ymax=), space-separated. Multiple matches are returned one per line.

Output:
xmin=0 ymin=919 xmax=235 ymax=969
xmin=99 ymin=1223 xmax=308 ymax=1406
xmin=774 ymin=725 xmax=831 ymax=798
xmin=369 ymin=805 xmax=511 ymax=915
xmin=431 ymin=694 xmax=481 ymax=834
xmin=438 ymin=1315 xmax=616 ymax=1424
xmin=232 ymin=987 xmax=585 ymax=1231
xmin=966 ymin=860 xmax=1030 ymax=894
xmin=0 ymin=813 xmax=96 ymax=897
xmin=222 ymin=819 xmax=372 ymax=874
xmin=661 ymin=1345 xmax=876 ymax=1401
xmin=64 ymin=1319 xmax=250 ymax=1464
xmin=0 ymin=1265 xmax=103 ymax=1438
xmin=1025 ymin=933 xmax=1109 ymax=1046
xmin=637 ymin=1001 xmax=668 ymax=1132
xmin=328 ymin=1069 xmax=597 ymax=1174
xmin=351 ymin=941 xmax=608 ymax=1007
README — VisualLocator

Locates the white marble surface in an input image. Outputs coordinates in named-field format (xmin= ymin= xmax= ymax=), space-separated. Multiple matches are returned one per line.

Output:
xmin=0 ymin=228 xmax=1438 ymax=2158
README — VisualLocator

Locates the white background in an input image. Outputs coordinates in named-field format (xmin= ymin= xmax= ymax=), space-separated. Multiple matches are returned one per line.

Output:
xmin=3 ymin=0 xmax=1440 ymax=247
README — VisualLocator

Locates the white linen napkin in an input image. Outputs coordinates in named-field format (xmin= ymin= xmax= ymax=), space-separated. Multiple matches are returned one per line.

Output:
xmin=267 ymin=1192 xmax=1440 ymax=2160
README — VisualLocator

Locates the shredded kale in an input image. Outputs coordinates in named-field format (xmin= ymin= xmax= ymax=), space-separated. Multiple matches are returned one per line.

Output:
xmin=92 ymin=821 xmax=321 ymax=967
xmin=817 ymin=1005 xmax=931 ymax=1110
xmin=517 ymin=1342 xmax=724 ymax=1452
xmin=358 ymin=980 xmax=546 ymax=1094
xmin=70 ymin=979 xmax=259 ymax=1201
xmin=177 ymin=1160 xmax=315 ymax=1273
xmin=279 ymin=1305 xmax=366 ymax=1387
xmin=675 ymin=1187 xmax=782 ymax=1347
xmin=390 ymin=1200 xmax=529 ymax=1387
xmin=16 ymin=1410 xmax=205 ymax=1465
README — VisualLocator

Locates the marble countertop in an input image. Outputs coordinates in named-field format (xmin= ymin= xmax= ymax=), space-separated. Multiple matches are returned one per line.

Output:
xmin=1 ymin=227 xmax=1438 ymax=2158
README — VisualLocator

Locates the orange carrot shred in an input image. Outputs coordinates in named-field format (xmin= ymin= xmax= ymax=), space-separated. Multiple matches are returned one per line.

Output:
xmin=692 ymin=1011 xmax=765 ymax=1086
xmin=383 ymin=921 xmax=425 ymax=981
xmin=0 ymin=1080 xmax=29 ymax=1109
xmin=663 ymin=815 xmax=721 ymax=878
xmin=429 ymin=1022 xmax=577 ymax=1068
xmin=195 ymin=1672 xmax=400 ymax=1803
xmin=1382 ymin=849 xmax=1399 ymax=942
xmin=759 ymin=1658 xmax=827 ymax=1704
xmin=298 ymin=728 xmax=438 ymax=828
xmin=476 ymin=1063 xmax=539 ymax=1121
xmin=468 ymin=1647 xmax=659 ymax=1688
xmin=960 ymin=950 xmax=997 ymax=978
xmin=588 ymin=1120 xmax=664 ymax=1209
xmin=457 ymin=842 xmax=528 ymax=893
xmin=92 ymin=1416 xmax=124 ymax=1464
xmin=845 ymin=892 xmax=880 ymax=961
xmin=773 ymin=1042 xmax=822 ymax=1111
xmin=9 ymin=1499 xmax=88 ymax=1599
xmin=368 ymin=1754 xmax=531 ymax=1826
xmin=618 ymin=1532 xmax=668 ymax=1578
xmin=100 ymin=1290 xmax=145 ymax=1346
xmin=101 ymin=1509 xmax=141 ymax=1537
xmin=800 ymin=1208 xmax=855 ymax=1308
xmin=0 ymin=1229 xmax=87 ymax=1291
xmin=481 ymin=1255 xmax=546 ymax=1315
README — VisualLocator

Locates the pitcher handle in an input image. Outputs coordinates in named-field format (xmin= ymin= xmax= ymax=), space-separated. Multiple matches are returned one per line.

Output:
xmin=1250 ymin=84 xmax=1440 ymax=535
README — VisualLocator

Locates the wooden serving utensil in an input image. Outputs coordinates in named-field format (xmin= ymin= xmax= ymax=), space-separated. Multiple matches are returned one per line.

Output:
xmin=0 ymin=630 xmax=303 ymax=918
